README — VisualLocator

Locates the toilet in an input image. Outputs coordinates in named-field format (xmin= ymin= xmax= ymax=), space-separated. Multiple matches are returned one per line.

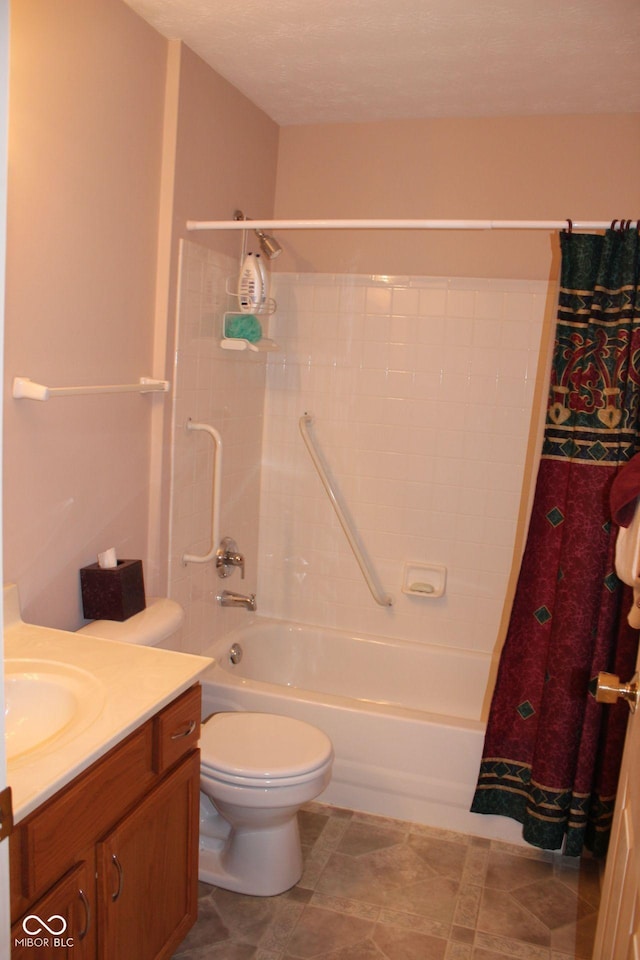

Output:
xmin=78 ymin=599 xmax=334 ymax=896
xmin=198 ymin=710 xmax=332 ymax=895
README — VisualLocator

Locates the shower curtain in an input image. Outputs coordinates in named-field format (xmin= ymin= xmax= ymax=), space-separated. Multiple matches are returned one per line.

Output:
xmin=471 ymin=227 xmax=640 ymax=856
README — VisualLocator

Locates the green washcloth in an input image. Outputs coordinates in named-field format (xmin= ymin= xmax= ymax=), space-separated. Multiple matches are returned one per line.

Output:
xmin=226 ymin=314 xmax=262 ymax=343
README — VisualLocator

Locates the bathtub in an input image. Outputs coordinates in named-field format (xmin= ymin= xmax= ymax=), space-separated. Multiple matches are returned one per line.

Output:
xmin=200 ymin=618 xmax=524 ymax=843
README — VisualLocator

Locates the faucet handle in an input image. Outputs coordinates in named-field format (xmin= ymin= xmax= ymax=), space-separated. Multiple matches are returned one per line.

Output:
xmin=216 ymin=537 xmax=245 ymax=579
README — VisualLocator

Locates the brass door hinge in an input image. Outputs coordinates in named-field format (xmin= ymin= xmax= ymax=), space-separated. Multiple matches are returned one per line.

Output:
xmin=0 ymin=786 xmax=14 ymax=841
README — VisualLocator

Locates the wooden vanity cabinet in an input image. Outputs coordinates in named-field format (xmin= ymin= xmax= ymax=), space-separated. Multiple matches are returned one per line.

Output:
xmin=97 ymin=752 xmax=199 ymax=960
xmin=9 ymin=684 xmax=202 ymax=960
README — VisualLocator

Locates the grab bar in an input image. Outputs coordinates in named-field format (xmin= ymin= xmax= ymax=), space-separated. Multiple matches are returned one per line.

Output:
xmin=182 ymin=420 xmax=222 ymax=565
xmin=299 ymin=414 xmax=393 ymax=607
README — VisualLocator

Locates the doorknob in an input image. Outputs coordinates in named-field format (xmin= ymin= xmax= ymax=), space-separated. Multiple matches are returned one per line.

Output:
xmin=595 ymin=672 xmax=639 ymax=713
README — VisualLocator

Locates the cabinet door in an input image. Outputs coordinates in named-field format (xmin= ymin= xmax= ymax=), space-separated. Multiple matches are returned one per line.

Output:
xmin=12 ymin=860 xmax=95 ymax=959
xmin=96 ymin=751 xmax=199 ymax=960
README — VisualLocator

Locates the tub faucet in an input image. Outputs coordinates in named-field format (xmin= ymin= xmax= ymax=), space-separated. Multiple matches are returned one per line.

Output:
xmin=218 ymin=590 xmax=257 ymax=612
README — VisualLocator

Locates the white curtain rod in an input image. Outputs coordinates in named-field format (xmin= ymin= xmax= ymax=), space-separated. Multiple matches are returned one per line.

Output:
xmin=187 ymin=218 xmax=617 ymax=232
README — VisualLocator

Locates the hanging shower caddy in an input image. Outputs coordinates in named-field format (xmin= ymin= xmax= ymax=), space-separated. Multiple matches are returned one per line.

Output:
xmin=220 ymin=217 xmax=279 ymax=352
xmin=221 ymin=277 xmax=278 ymax=352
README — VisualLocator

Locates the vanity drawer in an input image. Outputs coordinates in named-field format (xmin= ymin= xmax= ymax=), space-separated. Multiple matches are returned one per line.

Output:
xmin=153 ymin=684 xmax=201 ymax=774
xmin=19 ymin=722 xmax=155 ymax=901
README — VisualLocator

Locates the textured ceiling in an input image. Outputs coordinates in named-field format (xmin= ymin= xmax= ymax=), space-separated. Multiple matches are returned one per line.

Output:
xmin=123 ymin=0 xmax=640 ymax=126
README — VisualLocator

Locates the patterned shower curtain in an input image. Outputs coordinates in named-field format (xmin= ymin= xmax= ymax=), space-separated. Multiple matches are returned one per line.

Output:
xmin=471 ymin=227 xmax=640 ymax=856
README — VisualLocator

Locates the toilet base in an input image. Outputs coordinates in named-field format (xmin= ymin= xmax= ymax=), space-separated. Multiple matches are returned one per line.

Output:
xmin=199 ymin=816 xmax=304 ymax=896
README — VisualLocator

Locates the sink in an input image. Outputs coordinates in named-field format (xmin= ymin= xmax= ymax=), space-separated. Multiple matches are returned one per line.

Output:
xmin=4 ymin=659 xmax=106 ymax=764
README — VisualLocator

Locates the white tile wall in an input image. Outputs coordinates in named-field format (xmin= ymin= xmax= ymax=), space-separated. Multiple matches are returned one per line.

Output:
xmin=258 ymin=273 xmax=552 ymax=653
xmin=168 ymin=248 xmax=552 ymax=657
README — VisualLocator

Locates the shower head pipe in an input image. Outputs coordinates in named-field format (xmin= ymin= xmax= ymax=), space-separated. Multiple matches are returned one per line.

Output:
xmin=233 ymin=209 xmax=282 ymax=259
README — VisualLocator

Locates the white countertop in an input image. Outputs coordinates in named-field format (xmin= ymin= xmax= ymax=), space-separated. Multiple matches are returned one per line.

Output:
xmin=5 ymin=596 xmax=212 ymax=823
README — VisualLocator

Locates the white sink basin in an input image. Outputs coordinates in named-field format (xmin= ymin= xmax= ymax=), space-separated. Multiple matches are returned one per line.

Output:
xmin=4 ymin=659 xmax=106 ymax=764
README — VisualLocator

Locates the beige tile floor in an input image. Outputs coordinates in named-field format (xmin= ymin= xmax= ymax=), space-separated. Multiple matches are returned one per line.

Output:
xmin=173 ymin=803 xmax=603 ymax=960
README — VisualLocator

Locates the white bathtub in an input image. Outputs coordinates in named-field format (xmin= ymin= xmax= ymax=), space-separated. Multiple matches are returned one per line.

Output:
xmin=200 ymin=618 xmax=524 ymax=843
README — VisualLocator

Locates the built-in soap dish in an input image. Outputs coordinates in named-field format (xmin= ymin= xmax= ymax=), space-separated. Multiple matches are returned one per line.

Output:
xmin=402 ymin=562 xmax=446 ymax=599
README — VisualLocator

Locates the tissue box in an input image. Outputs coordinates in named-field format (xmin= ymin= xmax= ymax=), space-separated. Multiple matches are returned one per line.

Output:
xmin=80 ymin=559 xmax=146 ymax=621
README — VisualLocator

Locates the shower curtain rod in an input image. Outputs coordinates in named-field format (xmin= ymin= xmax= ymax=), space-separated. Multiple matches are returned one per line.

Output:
xmin=187 ymin=218 xmax=616 ymax=232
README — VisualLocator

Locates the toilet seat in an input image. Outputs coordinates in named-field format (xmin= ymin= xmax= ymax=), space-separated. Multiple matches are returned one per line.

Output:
xmin=200 ymin=712 xmax=333 ymax=787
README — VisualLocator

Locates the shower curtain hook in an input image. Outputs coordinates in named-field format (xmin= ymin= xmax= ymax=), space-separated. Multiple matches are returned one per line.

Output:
xmin=611 ymin=219 xmax=619 ymax=231
xmin=565 ymin=219 xmax=573 ymax=234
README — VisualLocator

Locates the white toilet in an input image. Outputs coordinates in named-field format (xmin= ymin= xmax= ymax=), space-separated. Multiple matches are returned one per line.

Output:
xmin=78 ymin=599 xmax=334 ymax=896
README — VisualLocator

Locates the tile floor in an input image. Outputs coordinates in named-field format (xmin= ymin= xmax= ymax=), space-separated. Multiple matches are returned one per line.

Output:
xmin=172 ymin=803 xmax=602 ymax=960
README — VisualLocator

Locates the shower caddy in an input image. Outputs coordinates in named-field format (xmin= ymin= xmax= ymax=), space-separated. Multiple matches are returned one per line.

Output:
xmin=221 ymin=276 xmax=277 ymax=352
xmin=220 ymin=210 xmax=280 ymax=351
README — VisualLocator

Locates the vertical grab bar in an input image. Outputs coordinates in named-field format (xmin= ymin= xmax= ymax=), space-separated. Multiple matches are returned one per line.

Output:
xmin=299 ymin=414 xmax=393 ymax=607
xmin=182 ymin=420 xmax=223 ymax=564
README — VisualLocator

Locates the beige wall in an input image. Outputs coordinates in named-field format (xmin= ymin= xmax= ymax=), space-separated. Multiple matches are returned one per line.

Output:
xmin=3 ymin=2 xmax=279 ymax=627
xmin=274 ymin=115 xmax=640 ymax=280
xmin=5 ymin=0 xmax=167 ymax=628
xmin=172 ymin=46 xmax=279 ymax=257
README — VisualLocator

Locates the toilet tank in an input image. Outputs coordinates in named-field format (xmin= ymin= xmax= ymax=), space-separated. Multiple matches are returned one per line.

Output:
xmin=77 ymin=597 xmax=184 ymax=647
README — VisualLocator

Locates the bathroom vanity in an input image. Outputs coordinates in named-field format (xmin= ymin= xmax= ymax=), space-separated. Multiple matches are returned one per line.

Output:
xmin=10 ymin=685 xmax=201 ymax=959
xmin=3 ymin=586 xmax=212 ymax=959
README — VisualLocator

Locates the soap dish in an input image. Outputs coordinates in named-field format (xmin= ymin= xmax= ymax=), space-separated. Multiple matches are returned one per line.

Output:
xmin=401 ymin=562 xmax=446 ymax=598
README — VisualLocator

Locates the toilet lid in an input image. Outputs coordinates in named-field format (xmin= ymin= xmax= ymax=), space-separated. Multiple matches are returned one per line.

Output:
xmin=200 ymin=712 xmax=333 ymax=780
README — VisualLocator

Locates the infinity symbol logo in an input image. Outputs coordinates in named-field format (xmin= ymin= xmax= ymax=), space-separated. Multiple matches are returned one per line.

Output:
xmin=22 ymin=914 xmax=68 ymax=935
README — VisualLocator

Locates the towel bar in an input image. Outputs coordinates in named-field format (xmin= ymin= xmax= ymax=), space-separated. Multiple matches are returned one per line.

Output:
xmin=12 ymin=376 xmax=170 ymax=401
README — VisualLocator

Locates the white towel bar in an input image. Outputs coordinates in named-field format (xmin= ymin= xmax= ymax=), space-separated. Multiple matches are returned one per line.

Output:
xmin=12 ymin=376 xmax=170 ymax=401
xmin=299 ymin=414 xmax=393 ymax=607
xmin=182 ymin=420 xmax=223 ymax=565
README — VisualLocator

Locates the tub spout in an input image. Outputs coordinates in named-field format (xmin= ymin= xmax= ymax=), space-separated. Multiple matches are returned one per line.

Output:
xmin=218 ymin=590 xmax=257 ymax=612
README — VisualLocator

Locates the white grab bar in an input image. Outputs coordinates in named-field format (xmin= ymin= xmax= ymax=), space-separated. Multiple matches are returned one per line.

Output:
xmin=13 ymin=376 xmax=170 ymax=400
xmin=182 ymin=420 xmax=222 ymax=565
xmin=299 ymin=414 xmax=393 ymax=607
